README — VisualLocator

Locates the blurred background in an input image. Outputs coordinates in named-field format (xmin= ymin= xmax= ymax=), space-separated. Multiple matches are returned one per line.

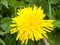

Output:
xmin=0 ymin=0 xmax=60 ymax=45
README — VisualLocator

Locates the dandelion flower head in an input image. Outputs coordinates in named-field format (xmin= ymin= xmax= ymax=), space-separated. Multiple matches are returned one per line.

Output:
xmin=10 ymin=5 xmax=54 ymax=44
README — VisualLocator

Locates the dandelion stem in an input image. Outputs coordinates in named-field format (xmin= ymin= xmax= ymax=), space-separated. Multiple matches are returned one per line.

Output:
xmin=43 ymin=38 xmax=50 ymax=45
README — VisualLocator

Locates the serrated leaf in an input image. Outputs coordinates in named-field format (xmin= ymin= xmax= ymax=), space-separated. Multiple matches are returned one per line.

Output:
xmin=1 ymin=24 xmax=12 ymax=33
xmin=1 ymin=17 xmax=12 ymax=33
xmin=7 ymin=0 xmax=25 ymax=9
xmin=0 ymin=0 xmax=9 ymax=8
xmin=1 ymin=17 xmax=11 ymax=24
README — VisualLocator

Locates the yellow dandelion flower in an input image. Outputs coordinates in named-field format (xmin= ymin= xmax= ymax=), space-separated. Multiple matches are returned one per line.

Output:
xmin=10 ymin=5 xmax=54 ymax=44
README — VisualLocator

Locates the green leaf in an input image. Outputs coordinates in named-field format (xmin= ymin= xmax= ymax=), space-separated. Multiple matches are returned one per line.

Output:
xmin=1 ymin=24 xmax=12 ymax=33
xmin=24 ymin=0 xmax=34 ymax=6
xmin=54 ymin=20 xmax=60 ymax=28
xmin=7 ymin=0 xmax=25 ymax=9
xmin=55 ymin=30 xmax=60 ymax=45
xmin=17 ymin=39 xmax=35 ymax=45
xmin=1 ymin=17 xmax=12 ymax=33
xmin=0 ymin=4 xmax=2 ymax=11
xmin=27 ymin=40 xmax=35 ymax=45
xmin=0 ymin=0 xmax=9 ymax=8
xmin=50 ymin=0 xmax=60 ymax=4
xmin=0 ymin=15 xmax=2 ymax=19
xmin=47 ymin=30 xmax=60 ymax=45
xmin=47 ymin=33 xmax=56 ymax=45
xmin=37 ymin=40 xmax=45 ymax=45
xmin=1 ymin=17 xmax=11 ymax=24
xmin=0 ymin=30 xmax=6 ymax=36
xmin=0 ymin=38 xmax=6 ymax=45
xmin=3 ymin=34 xmax=16 ymax=45
xmin=56 ymin=8 xmax=60 ymax=20
xmin=34 ymin=0 xmax=49 ymax=13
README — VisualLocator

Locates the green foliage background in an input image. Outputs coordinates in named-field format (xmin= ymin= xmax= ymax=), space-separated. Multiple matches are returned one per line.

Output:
xmin=0 ymin=0 xmax=60 ymax=45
